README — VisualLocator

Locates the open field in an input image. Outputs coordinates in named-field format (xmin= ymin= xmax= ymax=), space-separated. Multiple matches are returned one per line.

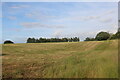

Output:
xmin=2 ymin=40 xmax=118 ymax=78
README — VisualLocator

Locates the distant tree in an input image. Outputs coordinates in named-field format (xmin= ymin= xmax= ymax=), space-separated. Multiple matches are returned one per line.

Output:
xmin=84 ymin=37 xmax=95 ymax=41
xmin=73 ymin=37 xmax=76 ymax=42
xmin=46 ymin=38 xmax=50 ymax=42
xmin=114 ymin=28 xmax=120 ymax=39
xmin=39 ymin=38 xmax=43 ymax=43
xmin=115 ymin=31 xmax=120 ymax=39
xmin=95 ymin=32 xmax=110 ymax=41
xmin=84 ymin=37 xmax=89 ymax=41
xmin=42 ymin=38 xmax=46 ymax=43
xmin=110 ymin=31 xmax=120 ymax=39
xmin=4 ymin=40 xmax=14 ymax=44
xmin=50 ymin=38 xmax=54 ymax=42
xmin=77 ymin=37 xmax=80 ymax=42
xmin=73 ymin=37 xmax=80 ymax=42
xmin=27 ymin=38 xmax=32 ymax=43
xmin=27 ymin=38 xmax=36 ymax=43
xmin=68 ymin=38 xmax=72 ymax=42
xmin=31 ymin=38 xmax=36 ymax=43
xmin=27 ymin=37 xmax=79 ymax=43
xmin=36 ymin=39 xmax=40 ymax=43
xmin=62 ymin=38 xmax=68 ymax=42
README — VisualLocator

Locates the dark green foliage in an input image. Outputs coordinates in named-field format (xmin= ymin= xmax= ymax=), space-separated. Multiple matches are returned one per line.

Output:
xmin=62 ymin=38 xmax=68 ymax=42
xmin=85 ymin=29 xmax=120 ymax=41
xmin=95 ymin=32 xmax=110 ymax=41
xmin=27 ymin=38 xmax=36 ymax=43
xmin=115 ymin=31 xmax=120 ymax=39
xmin=110 ymin=32 xmax=120 ymax=39
xmin=84 ymin=37 xmax=95 ymax=41
xmin=110 ymin=28 xmax=120 ymax=39
xmin=36 ymin=39 xmax=40 ymax=43
xmin=27 ymin=38 xmax=31 ymax=43
xmin=73 ymin=37 xmax=80 ymax=42
xmin=68 ymin=38 xmax=73 ymax=42
xmin=27 ymin=37 xmax=80 ymax=43
xmin=4 ymin=40 xmax=14 ymax=44
xmin=67 ymin=37 xmax=79 ymax=42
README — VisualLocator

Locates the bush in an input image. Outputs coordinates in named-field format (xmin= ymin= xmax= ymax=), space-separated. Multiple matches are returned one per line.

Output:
xmin=4 ymin=40 xmax=14 ymax=44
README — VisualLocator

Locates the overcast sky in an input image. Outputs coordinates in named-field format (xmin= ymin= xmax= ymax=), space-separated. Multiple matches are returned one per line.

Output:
xmin=2 ymin=2 xmax=118 ymax=43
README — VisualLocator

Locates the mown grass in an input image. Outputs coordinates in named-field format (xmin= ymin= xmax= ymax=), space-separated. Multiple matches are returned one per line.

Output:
xmin=2 ymin=40 xmax=118 ymax=78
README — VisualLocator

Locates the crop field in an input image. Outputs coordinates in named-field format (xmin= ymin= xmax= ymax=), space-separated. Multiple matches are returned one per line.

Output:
xmin=2 ymin=40 xmax=118 ymax=78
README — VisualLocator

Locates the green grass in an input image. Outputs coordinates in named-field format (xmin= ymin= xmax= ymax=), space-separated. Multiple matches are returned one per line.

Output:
xmin=2 ymin=40 xmax=118 ymax=78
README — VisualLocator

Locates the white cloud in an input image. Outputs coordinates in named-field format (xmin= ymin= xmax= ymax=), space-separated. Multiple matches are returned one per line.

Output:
xmin=20 ymin=22 xmax=65 ymax=28
xmin=50 ymin=9 xmax=116 ymax=24
xmin=52 ymin=30 xmax=63 ymax=38
xmin=56 ymin=31 xmax=97 ymax=41
xmin=25 ymin=12 xmax=56 ymax=21
xmin=99 ymin=17 xmax=113 ymax=23
xmin=10 ymin=5 xmax=29 ymax=9
xmin=107 ymin=24 xmax=118 ymax=33
xmin=78 ymin=10 xmax=115 ymax=22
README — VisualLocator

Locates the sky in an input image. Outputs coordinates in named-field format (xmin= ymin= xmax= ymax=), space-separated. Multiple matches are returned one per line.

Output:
xmin=1 ymin=0 xmax=119 ymax=2
xmin=1 ymin=2 xmax=118 ymax=43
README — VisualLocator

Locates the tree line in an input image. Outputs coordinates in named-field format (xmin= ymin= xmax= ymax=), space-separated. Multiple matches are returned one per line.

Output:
xmin=27 ymin=37 xmax=80 ymax=43
xmin=84 ymin=28 xmax=120 ymax=41
xmin=3 ymin=28 xmax=120 ymax=44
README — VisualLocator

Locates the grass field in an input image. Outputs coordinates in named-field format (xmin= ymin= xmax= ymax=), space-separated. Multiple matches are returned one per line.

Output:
xmin=2 ymin=40 xmax=118 ymax=78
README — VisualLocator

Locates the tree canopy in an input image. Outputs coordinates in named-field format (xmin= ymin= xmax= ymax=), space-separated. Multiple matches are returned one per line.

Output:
xmin=4 ymin=40 xmax=14 ymax=44
xmin=110 ymin=29 xmax=120 ymax=39
xmin=85 ymin=29 xmax=120 ymax=41
xmin=95 ymin=32 xmax=110 ymax=41
xmin=26 ymin=37 xmax=80 ymax=43
xmin=84 ymin=37 xmax=95 ymax=41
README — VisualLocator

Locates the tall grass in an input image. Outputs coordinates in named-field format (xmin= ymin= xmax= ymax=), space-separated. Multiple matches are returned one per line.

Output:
xmin=2 ymin=40 xmax=118 ymax=78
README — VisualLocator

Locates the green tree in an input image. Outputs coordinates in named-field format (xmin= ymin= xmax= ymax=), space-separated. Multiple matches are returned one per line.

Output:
xmin=110 ymin=31 xmax=120 ymax=39
xmin=27 ymin=38 xmax=32 ymax=43
xmin=74 ymin=37 xmax=79 ymax=42
xmin=68 ymin=38 xmax=73 ymax=42
xmin=62 ymin=38 xmax=68 ymax=42
xmin=36 ymin=39 xmax=40 ymax=43
xmin=84 ymin=37 xmax=95 ymax=41
xmin=4 ymin=40 xmax=14 ymax=44
xmin=95 ymin=32 xmax=110 ymax=41
xmin=31 ymin=38 xmax=36 ymax=43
